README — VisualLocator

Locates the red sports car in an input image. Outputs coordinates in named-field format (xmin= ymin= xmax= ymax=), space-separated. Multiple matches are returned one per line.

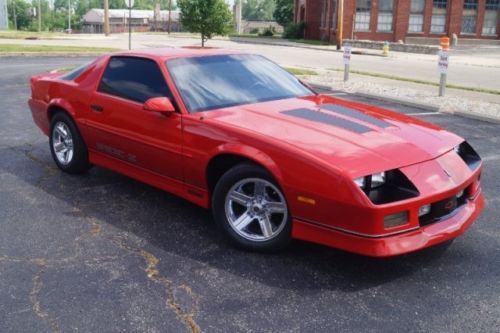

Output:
xmin=28 ymin=48 xmax=484 ymax=256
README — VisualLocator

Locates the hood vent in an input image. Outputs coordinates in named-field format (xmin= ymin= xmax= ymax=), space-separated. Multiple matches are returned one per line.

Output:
xmin=320 ymin=103 xmax=391 ymax=128
xmin=281 ymin=108 xmax=371 ymax=134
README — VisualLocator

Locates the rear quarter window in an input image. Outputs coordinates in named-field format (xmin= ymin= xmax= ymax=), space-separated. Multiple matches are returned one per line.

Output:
xmin=60 ymin=63 xmax=90 ymax=81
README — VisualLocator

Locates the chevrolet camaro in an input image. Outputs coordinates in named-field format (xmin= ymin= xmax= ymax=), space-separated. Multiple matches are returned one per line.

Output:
xmin=28 ymin=48 xmax=484 ymax=256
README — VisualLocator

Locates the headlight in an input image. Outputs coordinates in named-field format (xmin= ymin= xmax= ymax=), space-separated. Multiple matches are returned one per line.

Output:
xmin=354 ymin=171 xmax=386 ymax=191
xmin=353 ymin=169 xmax=420 ymax=205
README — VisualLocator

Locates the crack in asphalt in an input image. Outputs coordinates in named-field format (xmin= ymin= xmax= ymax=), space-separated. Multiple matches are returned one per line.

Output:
xmin=29 ymin=265 xmax=61 ymax=333
xmin=2 ymin=143 xmax=202 ymax=333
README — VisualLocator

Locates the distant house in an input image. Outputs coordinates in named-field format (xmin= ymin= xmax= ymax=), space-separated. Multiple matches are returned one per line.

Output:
xmin=82 ymin=9 xmax=182 ymax=34
xmin=295 ymin=0 xmax=500 ymax=43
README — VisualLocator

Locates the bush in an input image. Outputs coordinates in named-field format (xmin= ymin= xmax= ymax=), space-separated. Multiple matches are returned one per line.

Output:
xmin=259 ymin=27 xmax=274 ymax=37
xmin=249 ymin=28 xmax=260 ymax=34
xmin=283 ymin=22 xmax=305 ymax=39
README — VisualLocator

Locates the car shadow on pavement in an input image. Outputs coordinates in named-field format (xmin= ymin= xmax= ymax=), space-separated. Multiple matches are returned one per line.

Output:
xmin=2 ymin=142 xmax=455 ymax=293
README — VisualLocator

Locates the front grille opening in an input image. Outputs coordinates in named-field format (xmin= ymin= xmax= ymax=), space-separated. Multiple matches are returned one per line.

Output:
xmin=367 ymin=170 xmax=419 ymax=205
xmin=419 ymin=186 xmax=470 ymax=226
xmin=457 ymin=141 xmax=481 ymax=171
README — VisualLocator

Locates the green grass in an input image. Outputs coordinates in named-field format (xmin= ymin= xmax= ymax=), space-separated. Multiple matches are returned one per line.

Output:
xmin=330 ymin=68 xmax=500 ymax=96
xmin=0 ymin=44 xmax=119 ymax=53
xmin=284 ymin=67 xmax=318 ymax=76
xmin=289 ymin=39 xmax=332 ymax=46
xmin=0 ymin=30 xmax=65 ymax=39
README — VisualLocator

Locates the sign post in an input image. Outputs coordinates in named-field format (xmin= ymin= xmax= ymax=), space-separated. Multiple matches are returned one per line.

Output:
xmin=343 ymin=44 xmax=352 ymax=82
xmin=438 ymin=50 xmax=449 ymax=97
xmin=125 ymin=0 xmax=134 ymax=50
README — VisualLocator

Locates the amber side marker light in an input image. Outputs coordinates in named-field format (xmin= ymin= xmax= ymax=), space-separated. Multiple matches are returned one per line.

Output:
xmin=384 ymin=212 xmax=409 ymax=228
xmin=297 ymin=196 xmax=316 ymax=205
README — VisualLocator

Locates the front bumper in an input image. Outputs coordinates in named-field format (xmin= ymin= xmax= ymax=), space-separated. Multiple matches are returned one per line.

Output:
xmin=292 ymin=189 xmax=484 ymax=257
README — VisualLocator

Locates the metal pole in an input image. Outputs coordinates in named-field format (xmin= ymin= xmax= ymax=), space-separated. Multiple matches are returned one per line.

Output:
xmin=68 ymin=0 xmax=71 ymax=31
xmin=336 ymin=0 xmax=344 ymax=50
xmin=167 ymin=0 xmax=171 ymax=34
xmin=38 ymin=0 xmax=41 ymax=32
xmin=12 ymin=0 xmax=17 ymax=30
xmin=128 ymin=6 xmax=131 ymax=50
xmin=344 ymin=64 xmax=349 ymax=82
xmin=103 ymin=0 xmax=110 ymax=36
xmin=439 ymin=73 xmax=446 ymax=97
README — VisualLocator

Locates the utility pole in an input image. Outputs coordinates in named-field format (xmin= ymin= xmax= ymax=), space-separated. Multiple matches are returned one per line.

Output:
xmin=167 ymin=0 xmax=171 ymax=34
xmin=336 ymin=0 xmax=344 ymax=50
xmin=67 ymin=0 xmax=71 ymax=31
xmin=235 ymin=0 xmax=242 ymax=34
xmin=37 ymin=0 xmax=41 ymax=32
xmin=12 ymin=0 xmax=17 ymax=30
xmin=104 ymin=0 xmax=110 ymax=36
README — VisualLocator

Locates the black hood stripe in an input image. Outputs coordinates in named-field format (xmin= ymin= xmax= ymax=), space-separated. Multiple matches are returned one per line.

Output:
xmin=320 ymin=103 xmax=391 ymax=128
xmin=282 ymin=108 xmax=371 ymax=134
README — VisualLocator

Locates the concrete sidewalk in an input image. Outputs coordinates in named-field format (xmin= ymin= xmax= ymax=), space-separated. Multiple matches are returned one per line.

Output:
xmin=303 ymin=68 xmax=500 ymax=123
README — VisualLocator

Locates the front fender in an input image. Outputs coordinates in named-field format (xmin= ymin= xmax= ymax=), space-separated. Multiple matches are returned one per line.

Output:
xmin=211 ymin=143 xmax=284 ymax=185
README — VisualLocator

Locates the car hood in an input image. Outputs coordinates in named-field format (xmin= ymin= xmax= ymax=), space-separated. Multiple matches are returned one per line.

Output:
xmin=200 ymin=95 xmax=463 ymax=177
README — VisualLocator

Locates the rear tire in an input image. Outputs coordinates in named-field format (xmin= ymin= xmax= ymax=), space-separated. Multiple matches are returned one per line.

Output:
xmin=212 ymin=164 xmax=291 ymax=252
xmin=49 ymin=112 xmax=91 ymax=174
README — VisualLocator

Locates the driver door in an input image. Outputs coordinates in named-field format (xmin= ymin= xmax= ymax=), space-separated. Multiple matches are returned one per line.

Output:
xmin=85 ymin=56 xmax=183 ymax=181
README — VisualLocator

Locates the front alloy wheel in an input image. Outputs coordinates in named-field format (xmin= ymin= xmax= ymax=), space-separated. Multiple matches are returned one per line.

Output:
xmin=225 ymin=178 xmax=288 ymax=242
xmin=213 ymin=164 xmax=292 ymax=252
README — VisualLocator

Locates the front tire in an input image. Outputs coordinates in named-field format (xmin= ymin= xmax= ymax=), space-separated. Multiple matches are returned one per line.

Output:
xmin=212 ymin=164 xmax=291 ymax=252
xmin=49 ymin=112 xmax=91 ymax=174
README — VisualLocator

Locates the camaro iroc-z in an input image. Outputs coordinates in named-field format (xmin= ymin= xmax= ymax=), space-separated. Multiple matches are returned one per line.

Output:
xmin=28 ymin=48 xmax=484 ymax=256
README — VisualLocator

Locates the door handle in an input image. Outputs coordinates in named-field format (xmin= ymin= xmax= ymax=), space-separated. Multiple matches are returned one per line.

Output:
xmin=91 ymin=104 xmax=103 ymax=112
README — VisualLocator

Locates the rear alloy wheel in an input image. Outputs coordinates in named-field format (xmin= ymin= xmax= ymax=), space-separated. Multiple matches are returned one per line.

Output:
xmin=213 ymin=164 xmax=291 ymax=252
xmin=49 ymin=112 xmax=91 ymax=174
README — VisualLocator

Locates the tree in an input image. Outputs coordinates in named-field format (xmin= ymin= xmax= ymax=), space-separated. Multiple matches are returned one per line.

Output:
xmin=177 ymin=0 xmax=233 ymax=47
xmin=8 ymin=0 xmax=32 ymax=30
xmin=273 ymin=0 xmax=293 ymax=27
xmin=242 ymin=0 xmax=275 ymax=21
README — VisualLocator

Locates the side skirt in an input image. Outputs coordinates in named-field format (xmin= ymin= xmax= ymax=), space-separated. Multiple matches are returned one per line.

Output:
xmin=89 ymin=150 xmax=210 ymax=209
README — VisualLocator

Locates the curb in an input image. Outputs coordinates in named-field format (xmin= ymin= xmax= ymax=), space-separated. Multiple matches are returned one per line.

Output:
xmin=453 ymin=110 xmax=500 ymax=125
xmin=354 ymin=92 xmax=441 ymax=112
xmin=310 ymin=84 xmax=500 ymax=125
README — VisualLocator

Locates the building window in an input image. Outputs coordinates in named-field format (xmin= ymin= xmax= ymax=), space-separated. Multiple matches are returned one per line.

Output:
xmin=431 ymin=0 xmax=447 ymax=33
xmin=377 ymin=0 xmax=394 ymax=32
xmin=461 ymin=0 xmax=478 ymax=34
xmin=355 ymin=0 xmax=372 ymax=31
xmin=321 ymin=0 xmax=327 ymax=28
xmin=331 ymin=0 xmax=337 ymax=29
xmin=483 ymin=0 xmax=499 ymax=35
xmin=408 ymin=0 xmax=425 ymax=32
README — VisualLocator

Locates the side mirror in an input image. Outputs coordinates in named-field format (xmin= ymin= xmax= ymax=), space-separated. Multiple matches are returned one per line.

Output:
xmin=143 ymin=97 xmax=175 ymax=114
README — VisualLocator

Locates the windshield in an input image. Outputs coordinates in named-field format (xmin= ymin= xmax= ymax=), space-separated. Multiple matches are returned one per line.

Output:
xmin=167 ymin=54 xmax=314 ymax=113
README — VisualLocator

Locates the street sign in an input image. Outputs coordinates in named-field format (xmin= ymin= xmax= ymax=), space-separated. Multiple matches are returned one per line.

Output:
xmin=438 ymin=50 xmax=449 ymax=74
xmin=343 ymin=45 xmax=352 ymax=65
xmin=124 ymin=0 xmax=134 ymax=8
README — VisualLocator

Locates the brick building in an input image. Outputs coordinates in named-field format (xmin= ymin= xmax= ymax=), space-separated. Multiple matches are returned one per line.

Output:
xmin=294 ymin=0 xmax=500 ymax=43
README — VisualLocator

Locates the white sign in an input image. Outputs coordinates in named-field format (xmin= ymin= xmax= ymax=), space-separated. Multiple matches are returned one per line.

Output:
xmin=124 ymin=0 xmax=134 ymax=8
xmin=343 ymin=45 xmax=352 ymax=65
xmin=438 ymin=50 xmax=449 ymax=74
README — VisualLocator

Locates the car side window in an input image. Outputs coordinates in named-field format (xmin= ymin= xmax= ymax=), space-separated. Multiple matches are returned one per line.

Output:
xmin=98 ymin=56 xmax=171 ymax=103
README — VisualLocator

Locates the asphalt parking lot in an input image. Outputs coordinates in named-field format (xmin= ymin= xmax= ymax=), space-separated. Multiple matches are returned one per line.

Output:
xmin=0 ymin=56 xmax=499 ymax=333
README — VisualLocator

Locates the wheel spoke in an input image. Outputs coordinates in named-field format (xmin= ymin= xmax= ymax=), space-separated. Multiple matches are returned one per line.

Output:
xmin=259 ymin=216 xmax=273 ymax=238
xmin=55 ymin=125 xmax=67 ymax=138
xmin=266 ymin=201 xmax=286 ymax=214
xmin=233 ymin=211 xmax=254 ymax=231
xmin=54 ymin=142 xmax=65 ymax=152
xmin=229 ymin=191 xmax=252 ymax=206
